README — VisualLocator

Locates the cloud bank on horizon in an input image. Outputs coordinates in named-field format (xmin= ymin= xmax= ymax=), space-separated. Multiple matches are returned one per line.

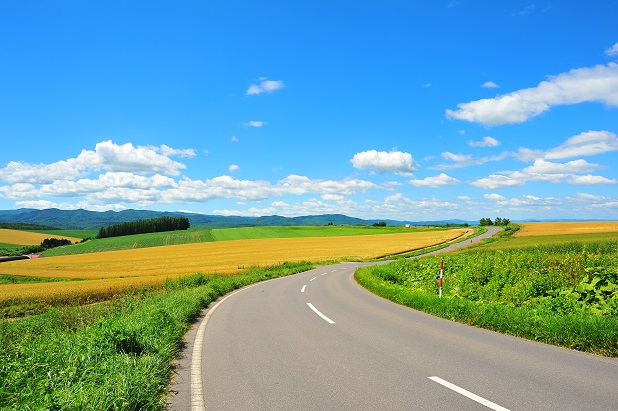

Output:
xmin=0 ymin=2 xmax=616 ymax=221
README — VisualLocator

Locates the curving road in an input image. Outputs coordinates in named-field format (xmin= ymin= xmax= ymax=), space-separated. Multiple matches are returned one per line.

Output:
xmin=168 ymin=227 xmax=618 ymax=410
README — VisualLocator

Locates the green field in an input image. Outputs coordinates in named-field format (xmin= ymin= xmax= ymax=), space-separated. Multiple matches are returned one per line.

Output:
xmin=41 ymin=225 xmax=447 ymax=256
xmin=210 ymin=225 xmax=434 ymax=241
xmin=42 ymin=228 xmax=215 ymax=256
xmin=29 ymin=229 xmax=98 ymax=240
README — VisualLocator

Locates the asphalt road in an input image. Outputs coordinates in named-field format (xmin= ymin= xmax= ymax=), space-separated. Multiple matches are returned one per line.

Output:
xmin=168 ymin=228 xmax=618 ymax=410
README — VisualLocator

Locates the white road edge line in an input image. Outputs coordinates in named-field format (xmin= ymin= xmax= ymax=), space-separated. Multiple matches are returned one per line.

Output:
xmin=301 ymin=285 xmax=306 ymax=293
xmin=307 ymin=302 xmax=336 ymax=324
xmin=191 ymin=284 xmax=259 ymax=411
xmin=310 ymin=276 xmax=317 ymax=281
xmin=428 ymin=376 xmax=511 ymax=411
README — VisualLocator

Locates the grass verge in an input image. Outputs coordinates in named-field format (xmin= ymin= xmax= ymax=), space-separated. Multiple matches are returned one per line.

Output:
xmin=355 ymin=263 xmax=618 ymax=357
xmin=0 ymin=261 xmax=313 ymax=410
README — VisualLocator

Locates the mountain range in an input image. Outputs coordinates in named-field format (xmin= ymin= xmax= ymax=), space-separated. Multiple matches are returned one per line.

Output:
xmin=0 ymin=208 xmax=474 ymax=230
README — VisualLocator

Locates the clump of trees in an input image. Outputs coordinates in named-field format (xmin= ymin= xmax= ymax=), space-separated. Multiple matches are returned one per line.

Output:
xmin=479 ymin=217 xmax=511 ymax=226
xmin=373 ymin=221 xmax=387 ymax=227
xmin=97 ymin=216 xmax=190 ymax=239
xmin=1 ymin=238 xmax=72 ymax=256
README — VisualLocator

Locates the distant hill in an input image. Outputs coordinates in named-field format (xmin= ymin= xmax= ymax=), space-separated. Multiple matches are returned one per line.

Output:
xmin=0 ymin=208 xmax=476 ymax=230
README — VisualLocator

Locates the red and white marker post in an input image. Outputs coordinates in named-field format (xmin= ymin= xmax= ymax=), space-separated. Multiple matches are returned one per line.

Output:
xmin=438 ymin=257 xmax=444 ymax=298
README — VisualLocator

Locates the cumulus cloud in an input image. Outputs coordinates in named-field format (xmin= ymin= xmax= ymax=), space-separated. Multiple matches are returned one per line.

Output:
xmin=408 ymin=173 xmax=460 ymax=187
xmin=471 ymin=158 xmax=613 ymax=189
xmin=350 ymin=150 xmax=418 ymax=176
xmin=0 ymin=140 xmax=191 ymax=185
xmin=544 ymin=130 xmax=618 ymax=159
xmin=606 ymin=43 xmax=618 ymax=57
xmin=482 ymin=81 xmax=499 ymax=89
xmin=245 ymin=120 xmax=266 ymax=128
xmin=246 ymin=79 xmax=285 ymax=95
xmin=568 ymin=175 xmax=617 ymax=185
xmin=446 ymin=63 xmax=618 ymax=125
xmin=228 ymin=164 xmax=240 ymax=173
xmin=468 ymin=136 xmax=500 ymax=147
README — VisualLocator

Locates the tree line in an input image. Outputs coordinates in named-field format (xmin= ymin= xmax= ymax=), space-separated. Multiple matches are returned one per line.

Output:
xmin=479 ymin=217 xmax=511 ymax=226
xmin=97 ymin=216 xmax=190 ymax=239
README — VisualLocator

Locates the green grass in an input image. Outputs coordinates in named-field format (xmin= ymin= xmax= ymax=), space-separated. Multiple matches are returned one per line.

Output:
xmin=0 ymin=275 xmax=72 ymax=285
xmin=0 ymin=261 xmax=313 ymax=410
xmin=27 ymin=229 xmax=98 ymax=240
xmin=42 ymin=228 xmax=216 ymax=256
xmin=355 ymin=237 xmax=618 ymax=357
xmin=0 ymin=243 xmax=24 ymax=255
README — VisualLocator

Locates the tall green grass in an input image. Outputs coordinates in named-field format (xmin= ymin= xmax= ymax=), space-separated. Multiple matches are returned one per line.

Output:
xmin=356 ymin=240 xmax=618 ymax=356
xmin=0 ymin=262 xmax=313 ymax=410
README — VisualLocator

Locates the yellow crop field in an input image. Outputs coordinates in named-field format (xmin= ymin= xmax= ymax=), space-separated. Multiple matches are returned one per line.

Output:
xmin=0 ymin=229 xmax=469 ymax=302
xmin=0 ymin=229 xmax=82 ymax=246
xmin=514 ymin=222 xmax=618 ymax=237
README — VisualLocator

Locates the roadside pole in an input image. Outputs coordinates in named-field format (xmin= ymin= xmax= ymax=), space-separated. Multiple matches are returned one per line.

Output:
xmin=439 ymin=257 xmax=444 ymax=298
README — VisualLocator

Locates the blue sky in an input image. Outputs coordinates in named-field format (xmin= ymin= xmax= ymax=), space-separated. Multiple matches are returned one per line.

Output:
xmin=1 ymin=1 xmax=617 ymax=222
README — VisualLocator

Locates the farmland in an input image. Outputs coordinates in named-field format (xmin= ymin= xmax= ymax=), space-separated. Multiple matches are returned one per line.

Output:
xmin=0 ymin=228 xmax=83 ymax=246
xmin=468 ymin=222 xmax=618 ymax=251
xmin=41 ymin=224 xmax=443 ymax=256
xmin=0 ymin=228 xmax=470 ymax=315
xmin=514 ymin=221 xmax=618 ymax=236
xmin=1 ymin=221 xmax=616 ymax=410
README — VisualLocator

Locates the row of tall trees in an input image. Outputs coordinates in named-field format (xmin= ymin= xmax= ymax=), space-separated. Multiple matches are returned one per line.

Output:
xmin=97 ymin=216 xmax=190 ymax=239
xmin=479 ymin=217 xmax=511 ymax=226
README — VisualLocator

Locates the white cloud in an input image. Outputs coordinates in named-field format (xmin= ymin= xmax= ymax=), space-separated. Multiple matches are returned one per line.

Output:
xmin=322 ymin=193 xmax=345 ymax=201
xmin=568 ymin=175 xmax=617 ymax=185
xmin=471 ymin=174 xmax=525 ymax=190
xmin=482 ymin=81 xmax=499 ymax=89
xmin=544 ymin=130 xmax=618 ymax=159
xmin=605 ymin=43 xmax=618 ymax=57
xmin=446 ymin=63 xmax=618 ymax=125
xmin=156 ymin=145 xmax=196 ymax=158
xmin=246 ymin=79 xmax=285 ymax=95
xmin=408 ymin=173 xmax=460 ymax=187
xmin=0 ymin=140 xmax=191 ymax=185
xmin=0 ymin=160 xmax=86 ymax=184
xmin=432 ymin=151 xmax=508 ymax=170
xmin=468 ymin=136 xmax=500 ymax=147
xmin=484 ymin=193 xmax=506 ymax=201
xmin=231 ymin=136 xmax=239 ymax=142
xmin=471 ymin=158 xmax=612 ymax=189
xmin=228 ymin=164 xmax=239 ymax=173
xmin=245 ymin=120 xmax=266 ymax=128
xmin=522 ymin=159 xmax=600 ymax=174
xmin=351 ymin=150 xmax=418 ymax=176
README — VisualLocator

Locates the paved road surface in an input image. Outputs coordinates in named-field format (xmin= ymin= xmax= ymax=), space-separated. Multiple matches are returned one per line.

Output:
xmin=168 ymin=227 xmax=617 ymax=410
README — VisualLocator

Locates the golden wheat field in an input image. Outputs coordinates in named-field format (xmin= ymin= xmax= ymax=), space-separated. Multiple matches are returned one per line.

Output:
xmin=0 ymin=229 xmax=469 ymax=301
xmin=514 ymin=221 xmax=618 ymax=237
xmin=0 ymin=229 xmax=82 ymax=246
